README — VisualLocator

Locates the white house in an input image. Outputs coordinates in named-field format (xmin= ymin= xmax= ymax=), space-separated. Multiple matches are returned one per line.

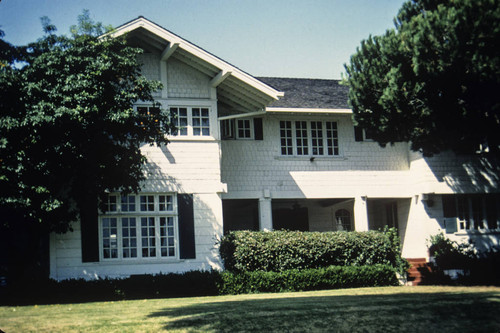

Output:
xmin=49 ymin=17 xmax=500 ymax=280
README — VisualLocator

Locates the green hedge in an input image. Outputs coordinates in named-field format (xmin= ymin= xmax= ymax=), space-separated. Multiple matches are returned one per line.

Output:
xmin=1 ymin=270 xmax=222 ymax=305
xmin=218 ymin=264 xmax=399 ymax=294
xmin=219 ymin=229 xmax=409 ymax=274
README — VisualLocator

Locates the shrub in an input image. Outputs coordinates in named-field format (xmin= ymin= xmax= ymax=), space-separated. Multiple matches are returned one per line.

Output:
xmin=219 ymin=229 xmax=408 ymax=274
xmin=1 ymin=270 xmax=222 ymax=305
xmin=428 ymin=233 xmax=475 ymax=269
xmin=427 ymin=233 xmax=500 ymax=285
xmin=218 ymin=264 xmax=398 ymax=294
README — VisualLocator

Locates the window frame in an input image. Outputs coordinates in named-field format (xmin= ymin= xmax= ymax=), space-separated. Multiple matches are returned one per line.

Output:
xmin=444 ymin=194 xmax=500 ymax=232
xmin=279 ymin=119 xmax=341 ymax=157
xmin=170 ymin=106 xmax=211 ymax=137
xmin=99 ymin=193 xmax=179 ymax=262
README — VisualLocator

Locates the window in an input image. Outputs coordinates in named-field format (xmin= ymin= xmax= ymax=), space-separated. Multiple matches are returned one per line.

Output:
xmin=442 ymin=194 xmax=500 ymax=231
xmin=335 ymin=209 xmax=352 ymax=231
xmin=137 ymin=106 xmax=161 ymax=130
xmin=170 ymin=107 xmax=210 ymax=137
xmin=236 ymin=119 xmax=252 ymax=139
xmin=221 ymin=118 xmax=259 ymax=140
xmin=354 ymin=126 xmax=373 ymax=142
xmin=100 ymin=193 xmax=178 ymax=260
xmin=280 ymin=120 xmax=340 ymax=156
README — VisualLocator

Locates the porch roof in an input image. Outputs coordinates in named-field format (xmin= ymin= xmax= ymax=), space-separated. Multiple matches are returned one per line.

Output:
xmin=257 ymin=77 xmax=350 ymax=110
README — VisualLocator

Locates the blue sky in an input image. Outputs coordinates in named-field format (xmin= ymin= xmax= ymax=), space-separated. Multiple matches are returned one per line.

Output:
xmin=0 ymin=0 xmax=405 ymax=79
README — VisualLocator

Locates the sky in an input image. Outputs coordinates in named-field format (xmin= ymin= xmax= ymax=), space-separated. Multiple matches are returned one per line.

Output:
xmin=0 ymin=0 xmax=406 ymax=79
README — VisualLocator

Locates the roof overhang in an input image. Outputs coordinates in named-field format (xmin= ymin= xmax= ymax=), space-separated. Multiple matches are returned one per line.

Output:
xmin=107 ymin=17 xmax=284 ymax=112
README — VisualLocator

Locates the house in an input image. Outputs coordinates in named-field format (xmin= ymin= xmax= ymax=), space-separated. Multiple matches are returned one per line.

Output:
xmin=49 ymin=17 xmax=500 ymax=280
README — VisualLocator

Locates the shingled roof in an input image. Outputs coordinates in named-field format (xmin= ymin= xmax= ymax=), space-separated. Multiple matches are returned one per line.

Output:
xmin=256 ymin=77 xmax=350 ymax=109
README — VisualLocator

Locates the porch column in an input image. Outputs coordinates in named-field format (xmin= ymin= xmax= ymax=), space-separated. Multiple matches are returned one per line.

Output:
xmin=353 ymin=196 xmax=369 ymax=231
xmin=259 ymin=197 xmax=273 ymax=231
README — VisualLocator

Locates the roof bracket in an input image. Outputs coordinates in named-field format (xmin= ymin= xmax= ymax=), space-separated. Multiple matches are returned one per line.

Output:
xmin=161 ymin=42 xmax=179 ymax=61
xmin=210 ymin=70 xmax=232 ymax=88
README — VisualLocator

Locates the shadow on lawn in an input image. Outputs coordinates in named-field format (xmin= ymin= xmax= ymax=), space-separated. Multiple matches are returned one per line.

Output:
xmin=148 ymin=291 xmax=500 ymax=332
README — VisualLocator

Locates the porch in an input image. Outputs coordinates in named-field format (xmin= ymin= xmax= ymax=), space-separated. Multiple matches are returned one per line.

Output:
xmin=222 ymin=197 xmax=411 ymax=235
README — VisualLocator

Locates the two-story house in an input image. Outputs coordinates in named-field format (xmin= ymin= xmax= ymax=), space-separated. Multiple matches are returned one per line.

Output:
xmin=49 ymin=17 xmax=500 ymax=280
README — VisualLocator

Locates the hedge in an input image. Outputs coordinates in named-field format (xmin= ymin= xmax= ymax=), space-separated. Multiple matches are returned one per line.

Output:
xmin=0 ymin=265 xmax=398 ymax=304
xmin=1 ymin=270 xmax=222 ymax=305
xmin=218 ymin=264 xmax=399 ymax=294
xmin=219 ymin=229 xmax=408 ymax=274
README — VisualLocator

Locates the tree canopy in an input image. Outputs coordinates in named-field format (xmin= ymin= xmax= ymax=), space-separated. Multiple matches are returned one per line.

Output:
xmin=0 ymin=12 xmax=174 ymax=232
xmin=344 ymin=0 xmax=500 ymax=156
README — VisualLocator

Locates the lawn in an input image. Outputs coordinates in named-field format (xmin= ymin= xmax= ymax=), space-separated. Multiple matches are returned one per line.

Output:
xmin=1 ymin=286 xmax=499 ymax=332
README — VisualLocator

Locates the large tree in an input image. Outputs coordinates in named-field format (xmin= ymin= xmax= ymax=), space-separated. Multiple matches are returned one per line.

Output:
xmin=0 ymin=12 xmax=174 ymax=234
xmin=344 ymin=0 xmax=500 ymax=156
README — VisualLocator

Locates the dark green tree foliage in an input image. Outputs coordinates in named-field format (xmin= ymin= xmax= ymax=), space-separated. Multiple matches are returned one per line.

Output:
xmin=0 ymin=12 xmax=173 ymax=232
xmin=345 ymin=0 xmax=500 ymax=156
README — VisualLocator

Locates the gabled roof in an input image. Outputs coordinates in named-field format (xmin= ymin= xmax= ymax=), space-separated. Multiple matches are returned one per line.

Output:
xmin=257 ymin=77 xmax=350 ymax=111
xmin=109 ymin=17 xmax=283 ymax=112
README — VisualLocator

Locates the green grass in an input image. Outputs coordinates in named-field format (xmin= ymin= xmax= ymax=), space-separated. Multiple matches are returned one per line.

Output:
xmin=1 ymin=286 xmax=499 ymax=332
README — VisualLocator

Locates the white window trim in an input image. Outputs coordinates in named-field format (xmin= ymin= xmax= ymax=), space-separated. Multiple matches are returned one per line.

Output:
xmin=279 ymin=119 xmax=342 ymax=157
xmin=169 ymin=106 xmax=212 ymax=138
xmin=99 ymin=193 xmax=179 ymax=262
xmin=235 ymin=118 xmax=254 ymax=140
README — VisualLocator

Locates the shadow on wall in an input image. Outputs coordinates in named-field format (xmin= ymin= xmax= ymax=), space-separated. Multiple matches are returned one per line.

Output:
xmin=422 ymin=152 xmax=500 ymax=193
xmin=144 ymin=146 xmax=223 ymax=271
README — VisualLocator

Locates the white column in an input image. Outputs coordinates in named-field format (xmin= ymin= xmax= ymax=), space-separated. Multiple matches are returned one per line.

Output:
xmin=353 ymin=196 xmax=369 ymax=231
xmin=259 ymin=197 xmax=273 ymax=231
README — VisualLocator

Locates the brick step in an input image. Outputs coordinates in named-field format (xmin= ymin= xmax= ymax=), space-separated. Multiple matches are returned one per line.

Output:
xmin=405 ymin=258 xmax=432 ymax=286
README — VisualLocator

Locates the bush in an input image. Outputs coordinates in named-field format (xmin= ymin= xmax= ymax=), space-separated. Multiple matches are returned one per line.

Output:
xmin=219 ymin=229 xmax=409 ymax=275
xmin=426 ymin=233 xmax=500 ymax=286
xmin=428 ymin=233 xmax=475 ymax=269
xmin=1 ymin=270 xmax=222 ymax=305
xmin=218 ymin=264 xmax=398 ymax=294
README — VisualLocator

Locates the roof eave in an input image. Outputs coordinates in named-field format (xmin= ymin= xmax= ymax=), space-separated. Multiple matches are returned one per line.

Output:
xmin=108 ymin=17 xmax=284 ymax=101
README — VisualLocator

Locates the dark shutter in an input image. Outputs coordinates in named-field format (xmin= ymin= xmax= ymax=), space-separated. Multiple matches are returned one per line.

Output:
xmin=254 ymin=118 xmax=263 ymax=140
xmin=81 ymin=196 xmax=99 ymax=262
xmin=354 ymin=126 xmax=364 ymax=142
xmin=442 ymin=195 xmax=458 ymax=234
xmin=178 ymin=193 xmax=196 ymax=259
xmin=442 ymin=195 xmax=457 ymax=218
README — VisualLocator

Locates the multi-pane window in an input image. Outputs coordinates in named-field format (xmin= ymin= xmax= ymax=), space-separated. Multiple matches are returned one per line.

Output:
xmin=170 ymin=107 xmax=188 ymax=136
xmin=140 ymin=195 xmax=155 ymax=211
xmin=280 ymin=121 xmax=293 ymax=155
xmin=311 ymin=121 xmax=324 ymax=155
xmin=280 ymin=120 xmax=340 ymax=156
xmin=100 ymin=194 xmax=178 ymax=260
xmin=102 ymin=217 xmax=118 ymax=259
xmin=192 ymin=108 xmax=210 ymax=136
xmin=443 ymin=194 xmax=500 ymax=231
xmin=237 ymin=119 xmax=252 ymax=139
xmin=295 ymin=121 xmax=309 ymax=155
xmin=170 ymin=107 xmax=210 ymax=137
xmin=104 ymin=195 xmax=118 ymax=213
xmin=326 ymin=122 xmax=339 ymax=155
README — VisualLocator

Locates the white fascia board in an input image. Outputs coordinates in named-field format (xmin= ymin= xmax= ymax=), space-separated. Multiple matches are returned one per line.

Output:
xmin=110 ymin=17 xmax=283 ymax=101
xmin=266 ymin=107 xmax=352 ymax=114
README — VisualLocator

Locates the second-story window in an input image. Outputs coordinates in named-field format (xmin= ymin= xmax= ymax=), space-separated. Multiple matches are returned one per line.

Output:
xmin=280 ymin=120 xmax=340 ymax=156
xmin=170 ymin=107 xmax=210 ymax=137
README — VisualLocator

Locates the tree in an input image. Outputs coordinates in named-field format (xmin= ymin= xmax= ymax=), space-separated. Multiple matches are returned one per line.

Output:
xmin=0 ymin=11 xmax=174 ymax=234
xmin=344 ymin=0 xmax=500 ymax=156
